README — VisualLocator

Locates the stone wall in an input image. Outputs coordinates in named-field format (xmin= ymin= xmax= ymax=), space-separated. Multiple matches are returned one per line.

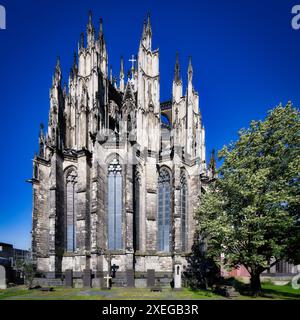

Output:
xmin=31 ymin=14 xmax=209 ymax=278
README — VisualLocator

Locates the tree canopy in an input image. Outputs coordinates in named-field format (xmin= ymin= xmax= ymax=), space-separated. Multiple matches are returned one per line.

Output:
xmin=196 ymin=103 xmax=300 ymax=295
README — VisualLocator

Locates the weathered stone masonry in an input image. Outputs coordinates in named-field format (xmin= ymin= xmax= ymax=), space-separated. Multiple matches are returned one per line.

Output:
xmin=30 ymin=12 xmax=215 ymax=284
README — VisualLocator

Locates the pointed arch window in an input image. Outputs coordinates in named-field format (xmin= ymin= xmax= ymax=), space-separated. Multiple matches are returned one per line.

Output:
xmin=127 ymin=115 xmax=132 ymax=135
xmin=180 ymin=173 xmax=188 ymax=251
xmin=133 ymin=167 xmax=141 ymax=251
xmin=65 ymin=169 xmax=78 ymax=252
xmin=108 ymin=158 xmax=123 ymax=250
xmin=157 ymin=168 xmax=171 ymax=252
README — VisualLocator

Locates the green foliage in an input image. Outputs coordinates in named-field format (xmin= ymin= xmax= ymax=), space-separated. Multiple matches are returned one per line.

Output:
xmin=196 ymin=103 xmax=300 ymax=294
xmin=186 ymin=235 xmax=221 ymax=289
xmin=15 ymin=259 xmax=37 ymax=288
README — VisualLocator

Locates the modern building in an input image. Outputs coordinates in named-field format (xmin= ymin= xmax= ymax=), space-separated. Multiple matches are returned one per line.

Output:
xmin=0 ymin=242 xmax=30 ymax=284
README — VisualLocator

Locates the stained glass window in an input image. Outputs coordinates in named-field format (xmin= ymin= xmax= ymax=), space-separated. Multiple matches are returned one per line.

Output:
xmin=180 ymin=173 xmax=188 ymax=251
xmin=65 ymin=169 xmax=77 ymax=252
xmin=108 ymin=158 xmax=123 ymax=250
xmin=157 ymin=169 xmax=171 ymax=252
xmin=133 ymin=168 xmax=140 ymax=251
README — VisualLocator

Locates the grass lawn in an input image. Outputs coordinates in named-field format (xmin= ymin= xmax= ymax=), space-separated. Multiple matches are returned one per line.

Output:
xmin=259 ymin=282 xmax=300 ymax=300
xmin=0 ymin=282 xmax=299 ymax=300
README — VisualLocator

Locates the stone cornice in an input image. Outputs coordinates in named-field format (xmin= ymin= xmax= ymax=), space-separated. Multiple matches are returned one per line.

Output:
xmin=35 ymin=157 xmax=51 ymax=166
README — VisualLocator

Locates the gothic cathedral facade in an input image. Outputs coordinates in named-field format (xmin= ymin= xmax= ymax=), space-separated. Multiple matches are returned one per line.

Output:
xmin=30 ymin=13 xmax=213 ymax=281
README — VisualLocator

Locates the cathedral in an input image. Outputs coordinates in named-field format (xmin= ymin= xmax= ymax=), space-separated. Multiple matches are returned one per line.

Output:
xmin=30 ymin=12 xmax=214 ymax=285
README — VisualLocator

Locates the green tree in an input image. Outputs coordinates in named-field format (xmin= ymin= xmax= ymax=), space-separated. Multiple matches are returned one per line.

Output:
xmin=197 ymin=103 xmax=300 ymax=296
xmin=15 ymin=259 xmax=36 ymax=288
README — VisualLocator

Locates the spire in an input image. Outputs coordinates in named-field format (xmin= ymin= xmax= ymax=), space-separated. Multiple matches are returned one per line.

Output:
xmin=71 ymin=52 xmax=78 ymax=76
xmin=129 ymin=54 xmax=136 ymax=72
xmin=188 ymin=56 xmax=193 ymax=82
xmin=172 ymin=52 xmax=183 ymax=102
xmin=63 ymin=82 xmax=67 ymax=96
xmin=128 ymin=54 xmax=137 ymax=84
xmin=39 ymin=123 xmax=45 ymax=158
xmin=88 ymin=10 xmax=92 ymax=26
xmin=56 ymin=56 xmax=61 ymax=72
xmin=174 ymin=52 xmax=181 ymax=83
xmin=99 ymin=17 xmax=103 ymax=37
xmin=146 ymin=12 xmax=152 ymax=35
xmin=110 ymin=65 xmax=113 ymax=83
xmin=141 ymin=13 xmax=152 ymax=50
xmin=73 ymin=52 xmax=77 ymax=68
xmin=142 ymin=19 xmax=147 ymax=38
xmin=53 ymin=56 xmax=62 ymax=86
xmin=98 ymin=17 xmax=106 ymax=51
xmin=80 ymin=32 xmax=85 ymax=48
xmin=86 ymin=10 xmax=95 ymax=47
xmin=119 ymin=56 xmax=125 ymax=92
xmin=39 ymin=123 xmax=44 ymax=138
xmin=120 ymin=56 xmax=124 ymax=76
xmin=73 ymin=52 xmax=77 ymax=66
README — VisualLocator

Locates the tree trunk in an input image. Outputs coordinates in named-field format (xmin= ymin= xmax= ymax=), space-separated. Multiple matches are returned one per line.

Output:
xmin=250 ymin=272 xmax=262 ymax=297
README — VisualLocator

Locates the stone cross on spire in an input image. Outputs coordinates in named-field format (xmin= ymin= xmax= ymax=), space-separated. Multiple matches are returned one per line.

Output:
xmin=129 ymin=55 xmax=136 ymax=71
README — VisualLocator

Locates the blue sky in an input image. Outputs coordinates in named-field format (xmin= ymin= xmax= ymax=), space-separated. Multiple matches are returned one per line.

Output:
xmin=0 ymin=0 xmax=299 ymax=249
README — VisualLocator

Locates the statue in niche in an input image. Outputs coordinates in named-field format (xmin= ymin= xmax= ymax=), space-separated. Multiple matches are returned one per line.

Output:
xmin=80 ymin=83 xmax=88 ymax=110
xmin=148 ymin=83 xmax=154 ymax=112
xmin=108 ymin=100 xmax=119 ymax=119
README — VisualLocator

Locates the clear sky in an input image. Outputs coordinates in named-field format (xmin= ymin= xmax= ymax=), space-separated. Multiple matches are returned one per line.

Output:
xmin=0 ymin=0 xmax=299 ymax=249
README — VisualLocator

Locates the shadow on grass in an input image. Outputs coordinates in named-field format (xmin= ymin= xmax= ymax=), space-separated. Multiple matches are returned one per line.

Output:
xmin=260 ymin=282 xmax=300 ymax=300
xmin=185 ymin=286 xmax=225 ymax=300
xmin=188 ymin=277 xmax=300 ymax=300
xmin=261 ymin=288 xmax=300 ymax=299
xmin=226 ymin=278 xmax=300 ymax=299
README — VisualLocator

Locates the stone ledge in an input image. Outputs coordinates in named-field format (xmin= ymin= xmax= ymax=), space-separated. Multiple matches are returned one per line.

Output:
xmin=104 ymin=250 xmax=126 ymax=255
xmin=146 ymin=188 xmax=157 ymax=194
xmin=146 ymin=216 xmax=156 ymax=221
xmin=134 ymin=251 xmax=173 ymax=257
xmin=63 ymin=252 xmax=90 ymax=257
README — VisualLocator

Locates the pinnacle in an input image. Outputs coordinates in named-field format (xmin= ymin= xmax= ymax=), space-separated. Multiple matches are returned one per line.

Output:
xmin=88 ymin=10 xmax=93 ymax=25
xmin=174 ymin=52 xmax=181 ymax=83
